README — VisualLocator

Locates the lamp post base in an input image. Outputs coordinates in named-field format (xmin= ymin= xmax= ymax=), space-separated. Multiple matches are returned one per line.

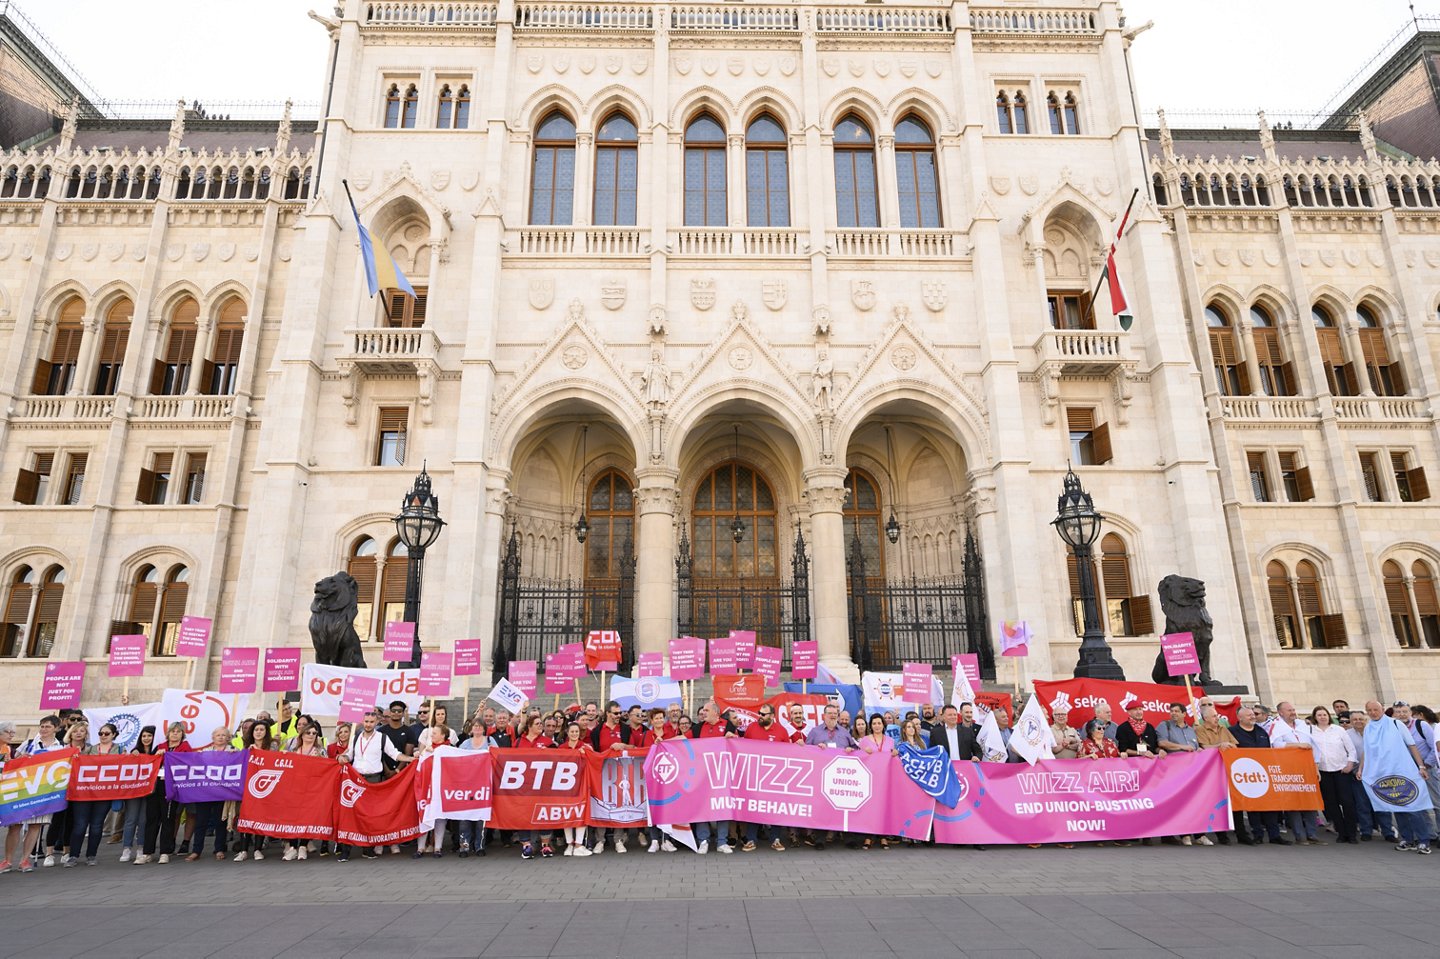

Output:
xmin=1073 ymin=639 xmax=1126 ymax=681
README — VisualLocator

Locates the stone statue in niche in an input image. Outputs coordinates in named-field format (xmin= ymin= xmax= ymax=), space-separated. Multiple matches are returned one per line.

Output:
xmin=1150 ymin=574 xmax=1218 ymax=687
xmin=812 ymin=305 xmax=832 ymax=338
xmin=309 ymin=572 xmax=368 ymax=668
xmin=647 ymin=304 xmax=667 ymax=338
xmin=811 ymin=348 xmax=834 ymax=410
xmin=642 ymin=347 xmax=670 ymax=408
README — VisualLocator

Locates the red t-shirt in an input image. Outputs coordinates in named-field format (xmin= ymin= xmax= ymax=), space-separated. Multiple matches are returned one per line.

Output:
xmin=326 ymin=742 xmax=346 ymax=760
xmin=744 ymin=722 xmax=792 ymax=744
xmin=595 ymin=723 xmax=627 ymax=751
xmin=699 ymin=721 xmax=730 ymax=739
xmin=557 ymin=739 xmax=587 ymax=751
xmin=630 ymin=729 xmax=659 ymax=748
xmin=519 ymin=735 xmax=552 ymax=748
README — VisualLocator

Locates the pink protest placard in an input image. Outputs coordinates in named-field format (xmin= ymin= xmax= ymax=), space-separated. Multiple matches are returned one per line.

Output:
xmin=752 ymin=646 xmax=782 ymax=686
xmin=791 ymin=641 xmax=819 ymax=680
xmin=107 ymin=635 xmax=147 ymax=678
xmin=1162 ymin=632 xmax=1200 ymax=678
xmin=338 ymin=674 xmax=381 ymax=723
xmin=39 ymin=661 xmax=85 ymax=710
xmin=636 ymin=652 xmax=664 ymax=678
xmin=383 ymin=621 xmax=416 ymax=661
xmin=175 ymin=615 xmax=212 ymax=658
xmin=730 ymin=630 xmax=757 ymax=670
xmin=262 ymin=648 xmax=302 ymax=693
xmin=454 ymin=639 xmax=484 ymax=676
xmin=668 ymin=637 xmax=706 ymax=681
xmin=420 ymin=652 xmax=454 ymax=697
xmin=556 ymin=643 xmax=585 ymax=679
xmin=902 ymin=663 xmax=933 ymax=703
xmin=950 ymin=653 xmax=981 ymax=688
xmin=219 ymin=647 xmax=260 ymax=694
xmin=709 ymin=637 xmax=739 ymax=674
xmin=508 ymin=660 xmax=538 ymax=699
xmin=543 ymin=656 xmax=570 ymax=694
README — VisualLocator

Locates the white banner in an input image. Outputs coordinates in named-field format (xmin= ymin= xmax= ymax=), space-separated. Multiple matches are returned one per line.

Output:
xmin=83 ymin=701 xmax=164 ymax=751
xmin=485 ymin=678 xmax=528 ymax=713
xmin=861 ymin=671 xmax=944 ymax=715
xmin=301 ymin=663 xmax=423 ymax=717
xmin=159 ymin=689 xmax=251 ymax=748
xmin=419 ymin=747 xmax=493 ymax=831
xmin=1010 ymin=694 xmax=1057 ymax=766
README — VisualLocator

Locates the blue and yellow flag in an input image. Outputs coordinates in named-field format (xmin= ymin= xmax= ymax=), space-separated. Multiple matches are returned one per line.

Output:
xmin=343 ymin=180 xmax=416 ymax=300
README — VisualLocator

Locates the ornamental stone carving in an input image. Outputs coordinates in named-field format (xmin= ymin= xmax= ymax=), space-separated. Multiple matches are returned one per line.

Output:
xmin=690 ymin=278 xmax=715 ymax=311
xmin=529 ymin=278 xmax=555 ymax=310
xmin=922 ymin=281 xmax=947 ymax=312
xmin=813 ymin=305 xmax=832 ymax=337
xmin=762 ymin=279 xmax=787 ymax=311
xmin=890 ymin=346 xmax=917 ymax=372
xmin=850 ymin=279 xmax=876 ymax=312
xmin=728 ymin=346 xmax=753 ymax=371
xmin=562 ymin=344 xmax=588 ymax=370
xmin=811 ymin=349 xmax=834 ymax=410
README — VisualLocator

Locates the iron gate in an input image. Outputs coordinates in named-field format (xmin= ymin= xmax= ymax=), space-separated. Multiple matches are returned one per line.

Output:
xmin=847 ymin=526 xmax=993 ymax=677
xmin=676 ymin=523 xmax=811 ymax=667
xmin=494 ymin=525 xmax=634 ymax=681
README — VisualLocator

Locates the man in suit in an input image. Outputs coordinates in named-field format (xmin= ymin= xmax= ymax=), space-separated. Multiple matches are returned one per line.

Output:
xmin=929 ymin=704 xmax=979 ymax=760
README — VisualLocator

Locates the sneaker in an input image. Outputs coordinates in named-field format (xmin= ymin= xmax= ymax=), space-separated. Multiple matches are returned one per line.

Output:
xmin=19 ymin=858 xmax=35 ymax=873
xmin=361 ymin=850 xmax=379 ymax=859
xmin=648 ymin=840 xmax=660 ymax=853
xmin=1419 ymin=844 xmax=1433 ymax=855
xmin=1180 ymin=836 xmax=1192 ymax=846
xmin=119 ymin=847 xmax=133 ymax=863
xmin=696 ymin=841 xmax=709 ymax=856
xmin=0 ymin=860 xmax=11 ymax=874
xmin=176 ymin=842 xmax=190 ymax=855
xmin=134 ymin=854 xmax=151 ymax=864
xmin=433 ymin=851 xmax=443 ymax=859
xmin=521 ymin=843 xmax=535 ymax=860
xmin=540 ymin=845 xmax=554 ymax=858
xmin=61 ymin=856 xmax=77 ymax=868
xmin=717 ymin=843 xmax=734 ymax=854
xmin=571 ymin=845 xmax=591 ymax=858
xmin=390 ymin=845 xmax=401 ymax=856
xmin=234 ymin=852 xmax=248 ymax=862
xmin=1396 ymin=841 xmax=1415 ymax=851
xmin=42 ymin=854 xmax=55 ymax=867
xmin=741 ymin=841 xmax=757 ymax=852
xmin=561 ymin=844 xmax=572 ymax=857
xmin=615 ymin=839 xmax=627 ymax=854
xmin=337 ymin=852 xmax=351 ymax=862
xmin=771 ymin=838 xmax=786 ymax=852
xmin=591 ymin=842 xmax=604 ymax=856
xmin=253 ymin=850 xmax=265 ymax=861
xmin=158 ymin=854 xmax=170 ymax=864
xmin=1196 ymin=835 xmax=1214 ymax=846
xmin=282 ymin=847 xmax=297 ymax=861
xmin=411 ymin=851 xmax=424 ymax=860
xmin=297 ymin=847 xmax=308 ymax=861
xmin=460 ymin=841 xmax=471 ymax=859
xmin=661 ymin=840 xmax=676 ymax=853
xmin=85 ymin=857 xmax=97 ymax=866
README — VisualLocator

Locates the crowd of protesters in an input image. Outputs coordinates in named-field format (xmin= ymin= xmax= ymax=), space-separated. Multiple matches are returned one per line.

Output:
xmin=0 ymin=692 xmax=1435 ymax=870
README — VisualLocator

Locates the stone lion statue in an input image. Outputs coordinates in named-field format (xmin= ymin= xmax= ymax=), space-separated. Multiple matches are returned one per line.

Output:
xmin=1150 ymin=574 xmax=1218 ymax=687
xmin=309 ymin=571 xmax=368 ymax=669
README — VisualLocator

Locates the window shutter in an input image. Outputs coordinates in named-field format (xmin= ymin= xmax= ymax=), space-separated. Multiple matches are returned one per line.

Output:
xmin=51 ymin=325 xmax=83 ymax=364
xmin=1267 ymin=575 xmax=1293 ymax=618
xmin=1342 ymin=362 xmax=1361 ymax=395
xmin=129 ymin=582 xmax=158 ymax=623
xmin=1316 ymin=329 xmax=1346 ymax=365
xmin=1415 ymin=573 xmax=1439 ymax=616
xmin=380 ymin=563 xmax=408 ymax=604
xmin=1408 ymin=467 xmax=1430 ymax=502
xmin=1128 ymin=595 xmax=1154 ymax=635
xmin=1359 ymin=330 xmax=1391 ymax=366
xmin=98 ymin=325 xmax=128 ymax=364
xmin=1278 ymin=361 xmax=1297 ymax=396
xmin=1296 ymin=577 xmax=1323 ymax=616
xmin=13 ymin=469 xmax=38 ymax=505
xmin=348 ymin=556 xmax=378 ymax=599
xmin=1320 ymin=613 xmax=1348 ymax=648
xmin=1207 ymin=330 xmax=1235 ymax=365
xmin=411 ymin=290 xmax=427 ymax=323
xmin=3 ymin=585 xmax=32 ymax=624
xmin=1065 ymin=407 xmax=1095 ymax=432
xmin=214 ymin=327 xmax=243 ymax=366
xmin=165 ymin=325 xmax=196 ymax=364
xmin=1235 ymin=361 xmax=1252 ymax=395
xmin=198 ymin=360 xmax=217 ymax=395
xmin=149 ymin=360 xmax=167 ymax=395
xmin=1101 ymin=550 xmax=1131 ymax=599
xmin=1295 ymin=466 xmax=1315 ymax=501
xmin=31 ymin=359 xmax=53 ymax=395
xmin=64 ymin=454 xmax=86 ymax=504
xmin=1091 ymin=421 xmax=1113 ymax=465
xmin=386 ymin=291 xmax=407 ymax=325
xmin=1387 ymin=362 xmax=1407 ymax=396
xmin=136 ymin=468 xmax=156 ymax=504
xmin=160 ymin=582 xmax=188 ymax=622
xmin=35 ymin=584 xmax=63 ymax=622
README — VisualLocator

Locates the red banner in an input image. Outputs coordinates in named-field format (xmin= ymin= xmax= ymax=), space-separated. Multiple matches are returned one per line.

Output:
xmin=334 ymin=762 xmax=422 ymax=846
xmin=976 ymin=692 xmax=1014 ymax=724
xmin=66 ymin=753 xmax=161 ymax=802
xmin=236 ymin=750 xmax=338 ymax=839
xmin=712 ymin=674 xmax=770 ymax=724
xmin=490 ymin=748 xmax=588 ymax=829
xmin=1033 ymin=677 xmax=1239 ymax=730
xmin=586 ymin=748 xmax=650 ymax=829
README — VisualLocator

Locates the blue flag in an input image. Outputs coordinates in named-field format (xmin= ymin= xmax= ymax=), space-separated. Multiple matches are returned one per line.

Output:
xmin=1362 ymin=716 xmax=1435 ymax=815
xmin=784 ymin=682 xmax=862 ymax=721
xmin=897 ymin=742 xmax=963 ymax=809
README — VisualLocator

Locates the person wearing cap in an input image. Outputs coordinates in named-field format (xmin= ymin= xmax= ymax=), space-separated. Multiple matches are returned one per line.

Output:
xmin=1114 ymin=701 xmax=1163 ymax=846
xmin=1049 ymin=706 xmax=1081 ymax=759
xmin=1269 ymin=701 xmax=1322 ymax=844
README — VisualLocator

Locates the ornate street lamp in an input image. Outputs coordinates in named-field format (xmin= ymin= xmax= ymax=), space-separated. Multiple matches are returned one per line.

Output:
xmin=393 ymin=463 xmax=445 ymax=669
xmin=574 ymin=425 xmax=589 ymax=544
xmin=730 ymin=425 xmax=746 ymax=544
xmin=1051 ymin=468 xmax=1124 ymax=680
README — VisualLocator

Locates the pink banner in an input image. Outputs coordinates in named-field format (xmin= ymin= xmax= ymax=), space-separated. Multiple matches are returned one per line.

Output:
xmin=507 ymin=660 xmax=537 ymax=699
xmin=175 ymin=616 xmax=211 ymax=658
xmin=339 ymin=675 xmax=380 ymax=723
xmin=902 ymin=663 xmax=932 ymax=702
xmin=950 ymin=653 xmax=980 ymax=687
xmin=790 ymin=641 xmax=818 ymax=680
xmin=420 ymin=652 xmax=453 ymax=697
xmin=752 ymin=646 xmax=782 ymax=686
xmin=383 ymin=621 xmax=415 ymax=661
xmin=108 ymin=636 xmax=147 ymax=678
xmin=636 ymin=652 xmax=664 ymax=678
xmin=40 ymin=661 xmax=85 ymax=710
xmin=644 ymin=738 xmax=934 ymax=839
xmin=453 ymin=639 xmax=484 ymax=676
xmin=1162 ymin=632 xmax=1200 ymax=677
xmin=262 ymin=648 xmax=302 ymax=693
xmin=555 ymin=643 xmax=585 ymax=680
xmin=729 ymin=630 xmax=756 ymax=670
xmin=668 ymin=637 xmax=706 ymax=681
xmin=219 ymin=647 xmax=260 ymax=693
xmin=933 ymin=751 xmax=1228 ymax=845
xmin=543 ymin=657 xmax=570 ymax=694
xmin=708 ymin=638 xmax=739 ymax=674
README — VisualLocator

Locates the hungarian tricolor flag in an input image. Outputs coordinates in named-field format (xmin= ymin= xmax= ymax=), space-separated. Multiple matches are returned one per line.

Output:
xmin=1097 ymin=188 xmax=1139 ymax=331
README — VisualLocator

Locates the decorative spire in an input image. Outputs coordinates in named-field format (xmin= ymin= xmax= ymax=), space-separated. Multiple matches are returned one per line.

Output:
xmin=275 ymin=99 xmax=293 ymax=155
xmin=168 ymin=98 xmax=187 ymax=151
xmin=1156 ymin=107 xmax=1173 ymax=159
xmin=58 ymin=95 xmax=80 ymax=151
xmin=1257 ymin=109 xmax=1276 ymax=161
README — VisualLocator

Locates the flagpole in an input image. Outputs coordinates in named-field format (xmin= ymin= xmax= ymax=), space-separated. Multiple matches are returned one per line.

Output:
xmin=1086 ymin=187 xmax=1141 ymax=321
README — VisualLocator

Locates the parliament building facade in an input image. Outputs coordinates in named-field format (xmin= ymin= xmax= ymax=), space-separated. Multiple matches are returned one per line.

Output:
xmin=1 ymin=0 xmax=1438 ymax=713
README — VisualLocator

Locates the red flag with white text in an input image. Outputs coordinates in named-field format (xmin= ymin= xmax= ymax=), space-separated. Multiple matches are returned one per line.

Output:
xmin=236 ymin=749 xmax=338 ymax=840
xmin=334 ymin=761 xmax=422 ymax=846
xmin=66 ymin=753 xmax=161 ymax=802
xmin=489 ymin=748 xmax=588 ymax=829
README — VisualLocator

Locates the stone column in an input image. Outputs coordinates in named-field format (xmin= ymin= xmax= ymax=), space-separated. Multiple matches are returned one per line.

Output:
xmin=633 ymin=468 xmax=679 ymax=656
xmin=572 ymin=131 xmax=594 ymax=226
xmin=804 ymin=467 xmax=852 ymax=677
xmin=1236 ymin=315 xmax=1263 ymax=398
xmin=727 ymin=132 xmax=745 ymax=227
xmin=70 ymin=312 xmax=99 ymax=395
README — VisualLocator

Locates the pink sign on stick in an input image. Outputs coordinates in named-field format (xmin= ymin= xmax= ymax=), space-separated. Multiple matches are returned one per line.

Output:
xmin=950 ymin=653 xmax=981 ymax=687
xmin=709 ymin=638 xmax=739 ymax=674
xmin=338 ymin=675 xmax=380 ymax=723
xmin=636 ymin=652 xmax=664 ymax=678
xmin=219 ymin=647 xmax=260 ymax=694
xmin=507 ymin=660 xmax=537 ymax=699
xmin=383 ymin=621 xmax=416 ymax=661
xmin=543 ymin=656 xmax=570 ymax=694
xmin=1162 ymin=632 xmax=1201 ymax=678
xmin=791 ymin=641 xmax=819 ymax=680
xmin=40 ymin=661 xmax=85 ymax=710
xmin=902 ymin=663 xmax=933 ymax=703
xmin=420 ymin=652 xmax=454 ymax=697
xmin=175 ymin=615 xmax=212 ymax=658
xmin=752 ymin=646 xmax=782 ymax=686
xmin=107 ymin=635 xmax=147 ymax=678
xmin=668 ymin=637 xmax=706 ymax=681
xmin=262 ymin=648 xmax=302 ymax=693
xmin=454 ymin=639 xmax=484 ymax=676
xmin=730 ymin=630 xmax=757 ymax=670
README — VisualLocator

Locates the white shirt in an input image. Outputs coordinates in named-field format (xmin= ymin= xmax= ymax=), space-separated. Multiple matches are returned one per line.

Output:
xmin=1346 ymin=726 xmax=1365 ymax=760
xmin=345 ymin=728 xmax=400 ymax=776
xmin=1267 ymin=718 xmax=1312 ymax=750
xmin=1309 ymin=724 xmax=1357 ymax=771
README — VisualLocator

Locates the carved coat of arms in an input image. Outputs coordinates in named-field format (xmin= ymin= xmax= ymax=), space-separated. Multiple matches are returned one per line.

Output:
xmin=529 ymin=278 xmax=555 ymax=310
xmin=690 ymin=278 xmax=716 ymax=311
xmin=922 ymin=280 xmax=947 ymax=312
xmin=762 ymin=279 xmax=787 ymax=311
xmin=600 ymin=277 xmax=626 ymax=310
xmin=850 ymin=279 xmax=876 ymax=312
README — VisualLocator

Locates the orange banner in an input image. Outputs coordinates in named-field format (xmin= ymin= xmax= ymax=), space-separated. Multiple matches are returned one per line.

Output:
xmin=1223 ymin=748 xmax=1323 ymax=811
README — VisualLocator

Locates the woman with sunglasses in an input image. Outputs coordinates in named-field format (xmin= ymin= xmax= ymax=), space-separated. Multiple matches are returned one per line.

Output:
xmin=63 ymin=722 xmax=114 ymax=866
xmin=233 ymin=722 xmax=274 ymax=861
xmin=279 ymin=725 xmax=329 ymax=860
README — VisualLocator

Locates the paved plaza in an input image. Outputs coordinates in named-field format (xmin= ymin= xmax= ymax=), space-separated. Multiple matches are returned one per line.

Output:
xmin=0 ymin=839 xmax=1432 ymax=958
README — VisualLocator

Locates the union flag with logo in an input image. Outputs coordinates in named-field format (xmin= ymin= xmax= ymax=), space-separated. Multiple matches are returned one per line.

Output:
xmin=586 ymin=747 xmax=649 ymax=828
xmin=67 ymin=753 xmax=162 ymax=802
xmin=334 ymin=761 xmax=423 ymax=846
xmin=490 ymin=748 xmax=588 ymax=829
xmin=236 ymin=749 xmax=338 ymax=839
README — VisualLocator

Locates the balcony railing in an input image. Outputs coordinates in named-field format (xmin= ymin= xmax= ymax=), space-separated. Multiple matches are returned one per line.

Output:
xmin=671 ymin=4 xmax=798 ymax=31
xmin=14 ymin=395 xmax=115 ymax=421
xmin=828 ymin=228 xmax=961 ymax=258
xmin=669 ymin=227 xmax=804 ymax=257
xmin=1220 ymin=396 xmax=1320 ymax=420
xmin=1034 ymin=329 xmax=1128 ymax=375
xmin=968 ymin=7 xmax=1099 ymax=36
xmin=512 ymin=227 xmax=646 ymax=256
xmin=517 ymin=3 xmax=653 ymax=30
xmin=816 ymin=6 xmax=951 ymax=33
xmin=342 ymin=327 xmax=443 ymax=375
xmin=363 ymin=2 xmax=498 ymax=26
xmin=132 ymin=395 xmax=235 ymax=420
xmin=1333 ymin=395 xmax=1429 ymax=421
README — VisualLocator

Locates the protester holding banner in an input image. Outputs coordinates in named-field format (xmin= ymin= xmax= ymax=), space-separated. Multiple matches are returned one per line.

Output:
xmin=694 ymin=702 xmax=736 ymax=855
xmin=1230 ymin=707 xmax=1287 ymax=845
xmin=45 ymin=720 xmax=91 ymax=863
xmin=1268 ymin=702 xmax=1322 ymax=844
xmin=1308 ymin=706 xmax=1359 ymax=844
xmin=1050 ymin=706 xmax=1080 ymax=759
xmin=550 ymin=721 xmax=590 ymax=858
xmin=279 ymin=725 xmax=330 ymax=860
xmin=139 ymin=722 xmax=191 ymax=864
xmin=233 ymin=722 xmax=275 ymax=861
xmin=415 ymin=725 xmax=453 ymax=858
xmin=1395 ymin=701 xmax=1440 ymax=840
xmin=1361 ymin=700 xmax=1432 ymax=854
xmin=1196 ymin=704 xmax=1237 ymax=751
xmin=187 ymin=727 xmax=235 ymax=862
xmin=116 ymin=726 xmax=156 ymax=863
xmin=63 ymin=722 xmax=116 ymax=866
xmin=1078 ymin=719 xmax=1120 ymax=760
